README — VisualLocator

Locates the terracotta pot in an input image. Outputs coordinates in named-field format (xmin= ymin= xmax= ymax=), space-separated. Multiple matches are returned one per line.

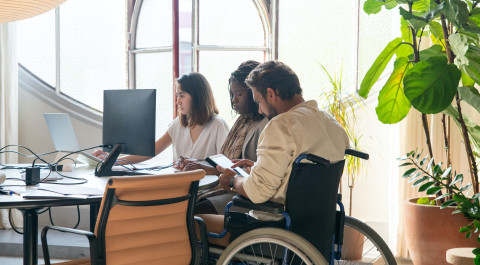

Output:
xmin=404 ymin=197 xmax=478 ymax=265
xmin=341 ymin=225 xmax=365 ymax=260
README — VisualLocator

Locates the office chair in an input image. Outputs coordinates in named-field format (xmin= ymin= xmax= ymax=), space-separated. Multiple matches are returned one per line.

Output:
xmin=41 ymin=169 xmax=207 ymax=265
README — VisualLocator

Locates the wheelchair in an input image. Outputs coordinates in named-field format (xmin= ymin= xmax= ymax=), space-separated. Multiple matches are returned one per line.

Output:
xmin=203 ymin=149 xmax=396 ymax=265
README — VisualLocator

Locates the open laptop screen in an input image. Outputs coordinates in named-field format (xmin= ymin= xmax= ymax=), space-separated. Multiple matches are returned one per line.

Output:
xmin=44 ymin=113 xmax=81 ymax=152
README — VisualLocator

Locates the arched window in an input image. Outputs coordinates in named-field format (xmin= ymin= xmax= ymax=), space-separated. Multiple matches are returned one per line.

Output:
xmin=193 ymin=0 xmax=271 ymax=125
xmin=18 ymin=0 xmax=271 ymax=164
xmin=18 ymin=0 xmax=127 ymax=112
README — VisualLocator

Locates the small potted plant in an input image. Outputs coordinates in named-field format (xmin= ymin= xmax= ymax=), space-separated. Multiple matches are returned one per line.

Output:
xmin=319 ymin=65 xmax=367 ymax=260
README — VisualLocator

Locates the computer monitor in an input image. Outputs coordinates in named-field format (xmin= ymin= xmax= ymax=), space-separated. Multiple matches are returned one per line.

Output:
xmin=95 ymin=89 xmax=156 ymax=177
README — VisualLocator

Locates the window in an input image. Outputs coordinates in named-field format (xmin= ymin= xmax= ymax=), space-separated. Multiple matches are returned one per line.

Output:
xmin=194 ymin=0 xmax=271 ymax=125
xmin=18 ymin=0 xmax=270 ymax=164
xmin=278 ymin=0 xmax=398 ymax=100
xmin=129 ymin=0 xmax=174 ymax=164
xmin=18 ymin=0 xmax=127 ymax=112
xmin=131 ymin=0 xmax=271 ymax=127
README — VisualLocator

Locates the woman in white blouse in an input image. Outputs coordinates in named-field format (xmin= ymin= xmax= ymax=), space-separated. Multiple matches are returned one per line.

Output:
xmin=93 ymin=72 xmax=230 ymax=164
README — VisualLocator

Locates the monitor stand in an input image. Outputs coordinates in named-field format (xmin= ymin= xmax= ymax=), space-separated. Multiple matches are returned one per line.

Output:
xmin=94 ymin=144 xmax=150 ymax=177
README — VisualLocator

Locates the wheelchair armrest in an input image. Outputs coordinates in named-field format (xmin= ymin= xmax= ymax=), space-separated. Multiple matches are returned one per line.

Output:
xmin=232 ymin=195 xmax=285 ymax=214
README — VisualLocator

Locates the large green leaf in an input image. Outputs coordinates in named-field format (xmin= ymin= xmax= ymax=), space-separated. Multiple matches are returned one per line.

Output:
xmin=443 ymin=105 xmax=480 ymax=151
xmin=459 ymin=86 xmax=480 ymax=114
xmin=404 ymin=56 xmax=461 ymax=113
xmin=400 ymin=6 xmax=428 ymax=29
xmin=462 ymin=69 xmax=475 ymax=86
xmin=385 ymin=0 xmax=398 ymax=9
xmin=363 ymin=0 xmax=398 ymax=12
xmin=376 ymin=57 xmax=412 ymax=124
xmin=401 ymin=18 xmax=414 ymax=44
xmin=408 ymin=44 xmax=444 ymax=61
xmin=364 ymin=0 xmax=389 ymax=14
xmin=449 ymin=33 xmax=469 ymax=67
xmin=464 ymin=46 xmax=480 ymax=85
xmin=443 ymin=0 xmax=469 ymax=29
xmin=413 ymin=0 xmax=429 ymax=12
xmin=423 ymin=2 xmax=446 ymax=22
xmin=428 ymin=21 xmax=444 ymax=40
xmin=360 ymin=38 xmax=405 ymax=98
xmin=471 ymin=8 xmax=480 ymax=27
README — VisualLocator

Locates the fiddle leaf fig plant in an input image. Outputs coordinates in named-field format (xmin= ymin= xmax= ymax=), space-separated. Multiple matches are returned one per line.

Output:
xmin=361 ymin=0 xmax=480 ymax=261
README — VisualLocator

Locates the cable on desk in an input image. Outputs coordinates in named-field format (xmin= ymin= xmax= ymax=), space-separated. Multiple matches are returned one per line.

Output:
xmin=0 ymin=145 xmax=51 ymax=166
xmin=48 ymin=205 xmax=81 ymax=229
xmin=8 ymin=209 xmax=23 ymax=234
xmin=54 ymin=145 xmax=107 ymax=165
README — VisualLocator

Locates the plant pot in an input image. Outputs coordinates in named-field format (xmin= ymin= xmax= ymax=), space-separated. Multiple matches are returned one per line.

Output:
xmin=404 ymin=197 xmax=478 ymax=265
xmin=341 ymin=224 xmax=365 ymax=260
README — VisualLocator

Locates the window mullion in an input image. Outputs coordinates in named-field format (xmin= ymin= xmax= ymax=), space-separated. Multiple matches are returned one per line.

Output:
xmin=55 ymin=6 xmax=60 ymax=95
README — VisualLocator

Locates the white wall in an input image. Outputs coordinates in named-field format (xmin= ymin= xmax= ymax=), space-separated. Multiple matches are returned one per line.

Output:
xmin=338 ymin=93 xmax=399 ymax=250
xmin=18 ymin=87 xmax=101 ymax=164
xmin=18 ymin=84 xmax=101 ymax=229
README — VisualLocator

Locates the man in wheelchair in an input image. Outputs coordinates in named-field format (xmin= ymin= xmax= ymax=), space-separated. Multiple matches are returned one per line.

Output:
xmin=198 ymin=60 xmax=350 ymax=264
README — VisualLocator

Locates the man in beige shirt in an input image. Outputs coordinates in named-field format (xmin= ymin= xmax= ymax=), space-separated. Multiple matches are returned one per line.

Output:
xmin=217 ymin=60 xmax=349 ymax=205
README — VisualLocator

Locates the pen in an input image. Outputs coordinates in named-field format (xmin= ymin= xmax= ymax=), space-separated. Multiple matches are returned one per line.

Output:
xmin=0 ymin=190 xmax=20 ymax=196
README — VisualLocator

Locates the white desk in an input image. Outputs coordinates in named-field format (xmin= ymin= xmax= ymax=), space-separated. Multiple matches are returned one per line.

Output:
xmin=0 ymin=164 xmax=218 ymax=265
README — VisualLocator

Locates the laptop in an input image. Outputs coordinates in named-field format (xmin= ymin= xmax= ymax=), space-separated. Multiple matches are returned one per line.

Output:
xmin=44 ymin=113 xmax=102 ymax=165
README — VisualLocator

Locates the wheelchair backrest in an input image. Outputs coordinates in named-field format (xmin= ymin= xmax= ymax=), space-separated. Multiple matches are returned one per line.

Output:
xmin=285 ymin=157 xmax=345 ymax=261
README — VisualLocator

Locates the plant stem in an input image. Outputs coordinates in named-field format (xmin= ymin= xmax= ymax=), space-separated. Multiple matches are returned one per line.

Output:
xmin=437 ymin=9 xmax=479 ymax=194
xmin=437 ymin=6 xmax=478 ymax=194
xmin=349 ymin=186 xmax=353 ymax=216
xmin=455 ymin=93 xmax=479 ymax=194
xmin=409 ymin=3 xmax=420 ymax=62
xmin=421 ymin=113 xmax=434 ymax=161
xmin=439 ymin=13 xmax=454 ymax=63
xmin=442 ymin=114 xmax=453 ymax=198
xmin=442 ymin=114 xmax=450 ymax=167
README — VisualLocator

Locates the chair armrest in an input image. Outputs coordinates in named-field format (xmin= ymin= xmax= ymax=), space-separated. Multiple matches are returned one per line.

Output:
xmin=41 ymin=226 xmax=97 ymax=265
xmin=232 ymin=195 xmax=285 ymax=214
xmin=43 ymin=226 xmax=95 ymax=239
xmin=194 ymin=216 xmax=208 ymax=265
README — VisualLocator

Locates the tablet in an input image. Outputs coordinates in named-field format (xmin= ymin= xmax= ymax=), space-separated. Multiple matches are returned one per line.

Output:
xmin=206 ymin=154 xmax=249 ymax=178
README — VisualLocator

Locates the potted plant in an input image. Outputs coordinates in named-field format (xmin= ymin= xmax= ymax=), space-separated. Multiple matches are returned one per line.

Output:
xmin=319 ymin=65 xmax=367 ymax=260
xmin=360 ymin=0 xmax=480 ymax=263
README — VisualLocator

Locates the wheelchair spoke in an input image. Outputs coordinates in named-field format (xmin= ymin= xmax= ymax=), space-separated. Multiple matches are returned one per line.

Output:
xmin=217 ymin=228 xmax=327 ymax=265
xmin=335 ymin=216 xmax=396 ymax=265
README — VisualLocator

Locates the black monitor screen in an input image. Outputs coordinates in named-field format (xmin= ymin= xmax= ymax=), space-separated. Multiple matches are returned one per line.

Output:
xmin=96 ymin=89 xmax=156 ymax=176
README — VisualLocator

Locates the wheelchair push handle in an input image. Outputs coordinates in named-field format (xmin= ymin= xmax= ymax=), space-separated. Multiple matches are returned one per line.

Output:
xmin=345 ymin=148 xmax=369 ymax=160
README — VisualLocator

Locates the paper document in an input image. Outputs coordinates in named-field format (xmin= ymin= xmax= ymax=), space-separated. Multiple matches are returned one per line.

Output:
xmin=39 ymin=185 xmax=104 ymax=196
xmin=23 ymin=189 xmax=90 ymax=199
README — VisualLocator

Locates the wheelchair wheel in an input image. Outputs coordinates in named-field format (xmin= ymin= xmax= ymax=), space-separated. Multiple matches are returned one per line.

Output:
xmin=339 ymin=216 xmax=396 ymax=265
xmin=217 ymin=227 xmax=328 ymax=265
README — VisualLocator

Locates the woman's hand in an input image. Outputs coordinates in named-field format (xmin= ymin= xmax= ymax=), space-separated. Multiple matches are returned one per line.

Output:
xmin=175 ymin=156 xmax=198 ymax=170
xmin=92 ymin=149 xmax=109 ymax=160
xmin=184 ymin=162 xmax=219 ymax=175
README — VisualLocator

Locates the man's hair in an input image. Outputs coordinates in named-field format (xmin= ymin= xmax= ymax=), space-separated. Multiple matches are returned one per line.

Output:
xmin=229 ymin=60 xmax=263 ymax=121
xmin=245 ymin=60 xmax=302 ymax=100
xmin=177 ymin=72 xmax=218 ymax=127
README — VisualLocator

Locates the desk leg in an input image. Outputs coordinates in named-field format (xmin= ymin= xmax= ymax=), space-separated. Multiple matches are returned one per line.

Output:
xmin=19 ymin=208 xmax=40 ymax=265
xmin=90 ymin=203 xmax=100 ymax=233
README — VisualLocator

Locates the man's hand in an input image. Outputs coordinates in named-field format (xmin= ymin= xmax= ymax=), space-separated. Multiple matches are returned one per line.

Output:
xmin=232 ymin=159 xmax=255 ymax=173
xmin=217 ymin=165 xmax=237 ymax=191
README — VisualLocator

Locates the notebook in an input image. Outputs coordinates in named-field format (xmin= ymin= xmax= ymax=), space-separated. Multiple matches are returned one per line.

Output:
xmin=44 ymin=113 xmax=102 ymax=165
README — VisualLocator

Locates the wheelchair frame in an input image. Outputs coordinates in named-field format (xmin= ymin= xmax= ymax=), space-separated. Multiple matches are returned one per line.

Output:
xmin=206 ymin=149 xmax=396 ymax=265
